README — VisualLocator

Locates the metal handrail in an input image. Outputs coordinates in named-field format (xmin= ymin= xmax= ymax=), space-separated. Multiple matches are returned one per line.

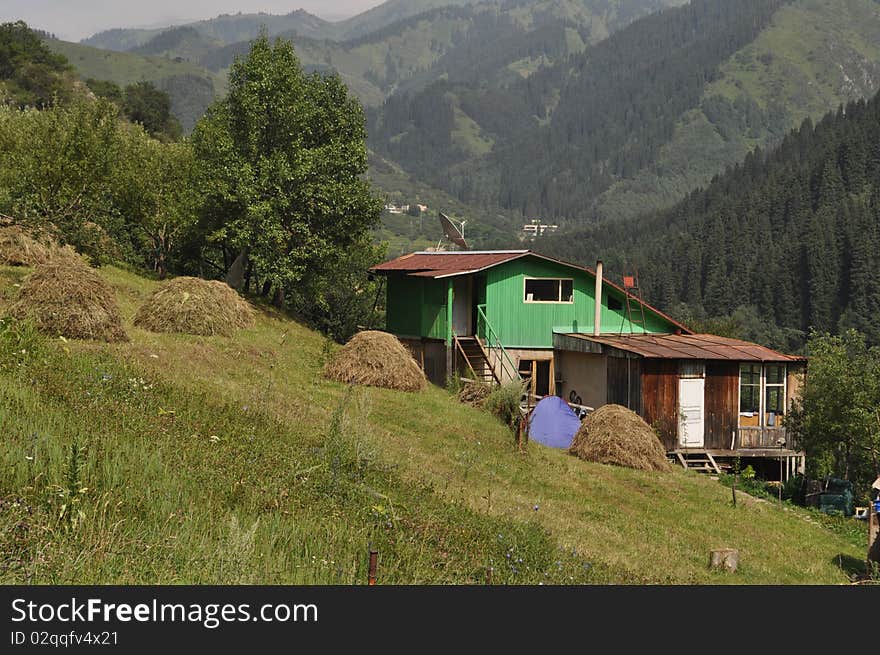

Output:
xmin=476 ymin=304 xmax=519 ymax=382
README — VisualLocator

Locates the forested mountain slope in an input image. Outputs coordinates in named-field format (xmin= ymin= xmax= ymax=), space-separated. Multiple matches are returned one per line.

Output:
xmin=541 ymin=90 xmax=880 ymax=349
xmin=370 ymin=0 xmax=880 ymax=224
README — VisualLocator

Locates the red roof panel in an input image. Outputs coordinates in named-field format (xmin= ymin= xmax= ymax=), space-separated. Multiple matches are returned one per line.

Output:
xmin=559 ymin=333 xmax=804 ymax=362
xmin=371 ymin=251 xmax=529 ymax=277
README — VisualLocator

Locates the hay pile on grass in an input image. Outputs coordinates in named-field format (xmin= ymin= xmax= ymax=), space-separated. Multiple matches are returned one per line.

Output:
xmin=569 ymin=404 xmax=670 ymax=472
xmin=0 ymin=222 xmax=82 ymax=267
xmin=9 ymin=258 xmax=128 ymax=342
xmin=133 ymin=277 xmax=255 ymax=336
xmin=458 ymin=380 xmax=492 ymax=407
xmin=0 ymin=224 xmax=51 ymax=266
xmin=324 ymin=330 xmax=426 ymax=392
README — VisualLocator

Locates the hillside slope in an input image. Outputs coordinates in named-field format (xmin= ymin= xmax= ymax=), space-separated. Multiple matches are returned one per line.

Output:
xmin=595 ymin=0 xmax=880 ymax=219
xmin=540 ymin=87 xmax=880 ymax=350
xmin=0 ymin=263 xmax=864 ymax=584
xmin=44 ymin=38 xmax=224 ymax=132
xmin=370 ymin=0 xmax=880 ymax=224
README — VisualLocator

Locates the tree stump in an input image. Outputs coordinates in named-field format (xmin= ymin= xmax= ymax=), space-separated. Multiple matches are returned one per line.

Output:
xmin=709 ymin=548 xmax=739 ymax=573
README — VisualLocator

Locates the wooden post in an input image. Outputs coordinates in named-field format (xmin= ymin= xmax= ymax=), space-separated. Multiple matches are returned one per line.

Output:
xmin=368 ymin=549 xmax=378 ymax=585
xmin=709 ymin=548 xmax=739 ymax=573
xmin=548 ymin=357 xmax=556 ymax=396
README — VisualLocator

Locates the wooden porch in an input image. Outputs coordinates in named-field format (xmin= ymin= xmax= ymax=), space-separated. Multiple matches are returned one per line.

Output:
xmin=670 ymin=445 xmax=805 ymax=479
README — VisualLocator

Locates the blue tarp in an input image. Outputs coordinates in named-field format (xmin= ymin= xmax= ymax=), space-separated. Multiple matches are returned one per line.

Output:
xmin=528 ymin=396 xmax=582 ymax=449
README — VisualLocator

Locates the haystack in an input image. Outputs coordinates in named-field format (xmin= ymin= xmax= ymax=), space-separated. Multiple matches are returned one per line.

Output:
xmin=133 ymin=277 xmax=255 ymax=337
xmin=0 ymin=224 xmax=50 ymax=266
xmin=324 ymin=330 xmax=426 ymax=392
xmin=0 ymin=222 xmax=81 ymax=267
xmin=569 ymin=404 xmax=670 ymax=472
xmin=9 ymin=258 xmax=128 ymax=342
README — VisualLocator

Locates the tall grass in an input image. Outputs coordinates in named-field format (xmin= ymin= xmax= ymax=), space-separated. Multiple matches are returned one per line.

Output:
xmin=0 ymin=320 xmax=593 ymax=584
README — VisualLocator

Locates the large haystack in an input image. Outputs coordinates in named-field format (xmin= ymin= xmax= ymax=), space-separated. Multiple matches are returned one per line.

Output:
xmin=0 ymin=221 xmax=81 ymax=267
xmin=324 ymin=330 xmax=426 ymax=392
xmin=9 ymin=258 xmax=128 ymax=342
xmin=0 ymin=224 xmax=50 ymax=266
xmin=133 ymin=277 xmax=255 ymax=337
xmin=569 ymin=404 xmax=670 ymax=472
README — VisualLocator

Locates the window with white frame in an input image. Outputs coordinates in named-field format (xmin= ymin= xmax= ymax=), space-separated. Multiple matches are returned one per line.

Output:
xmin=523 ymin=278 xmax=573 ymax=303
xmin=764 ymin=364 xmax=785 ymax=427
xmin=738 ymin=363 xmax=786 ymax=427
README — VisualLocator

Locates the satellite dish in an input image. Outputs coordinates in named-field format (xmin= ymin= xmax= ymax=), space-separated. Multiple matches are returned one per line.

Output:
xmin=438 ymin=212 xmax=469 ymax=250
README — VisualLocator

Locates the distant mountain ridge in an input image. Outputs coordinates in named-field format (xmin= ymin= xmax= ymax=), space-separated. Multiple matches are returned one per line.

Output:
xmin=80 ymin=2 xmax=482 ymax=50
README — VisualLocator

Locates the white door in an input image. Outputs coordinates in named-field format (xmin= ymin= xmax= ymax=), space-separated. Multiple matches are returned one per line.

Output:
xmin=678 ymin=377 xmax=705 ymax=447
xmin=452 ymin=277 xmax=472 ymax=336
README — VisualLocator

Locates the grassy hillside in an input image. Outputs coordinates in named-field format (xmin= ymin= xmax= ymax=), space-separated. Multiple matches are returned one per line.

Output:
xmin=0 ymin=263 xmax=865 ymax=584
xmin=44 ymin=38 xmax=224 ymax=132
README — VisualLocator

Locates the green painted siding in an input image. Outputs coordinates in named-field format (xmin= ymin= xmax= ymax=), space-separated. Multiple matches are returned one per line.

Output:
xmin=425 ymin=278 xmax=448 ymax=340
xmin=386 ymin=274 xmax=447 ymax=339
xmin=484 ymin=257 xmax=674 ymax=348
xmin=384 ymin=255 xmax=677 ymax=347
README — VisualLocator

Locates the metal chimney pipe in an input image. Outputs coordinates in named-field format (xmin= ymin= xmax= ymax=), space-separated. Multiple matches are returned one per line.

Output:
xmin=594 ymin=260 xmax=603 ymax=336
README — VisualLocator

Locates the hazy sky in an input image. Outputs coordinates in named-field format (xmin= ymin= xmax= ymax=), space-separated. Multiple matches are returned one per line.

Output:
xmin=0 ymin=1 xmax=385 ymax=41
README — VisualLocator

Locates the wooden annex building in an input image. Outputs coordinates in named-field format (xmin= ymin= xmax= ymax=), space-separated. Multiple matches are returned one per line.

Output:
xmin=370 ymin=250 xmax=806 ymax=478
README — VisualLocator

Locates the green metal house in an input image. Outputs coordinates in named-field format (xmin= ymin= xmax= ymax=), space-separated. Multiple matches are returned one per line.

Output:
xmin=371 ymin=249 xmax=807 ymax=479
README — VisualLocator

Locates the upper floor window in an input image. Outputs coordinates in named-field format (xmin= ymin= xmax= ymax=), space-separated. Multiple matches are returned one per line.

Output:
xmin=524 ymin=278 xmax=573 ymax=303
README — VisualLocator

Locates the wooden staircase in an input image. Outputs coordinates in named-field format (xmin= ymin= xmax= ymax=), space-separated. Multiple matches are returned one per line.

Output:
xmin=454 ymin=336 xmax=499 ymax=384
xmin=675 ymin=451 xmax=722 ymax=475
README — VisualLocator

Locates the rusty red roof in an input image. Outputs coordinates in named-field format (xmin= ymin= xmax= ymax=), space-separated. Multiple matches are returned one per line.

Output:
xmin=371 ymin=250 xmax=530 ymax=277
xmin=558 ymin=333 xmax=804 ymax=362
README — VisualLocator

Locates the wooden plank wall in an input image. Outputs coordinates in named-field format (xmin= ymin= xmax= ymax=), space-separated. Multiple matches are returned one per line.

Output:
xmin=704 ymin=361 xmax=739 ymax=450
xmin=606 ymin=356 xmax=642 ymax=414
xmin=641 ymin=359 xmax=678 ymax=451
